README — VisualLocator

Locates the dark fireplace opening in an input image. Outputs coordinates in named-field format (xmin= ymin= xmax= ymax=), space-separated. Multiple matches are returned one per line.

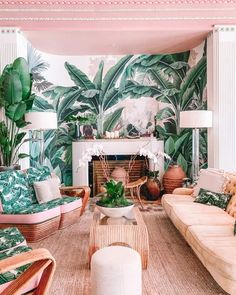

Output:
xmin=89 ymin=155 xmax=146 ymax=197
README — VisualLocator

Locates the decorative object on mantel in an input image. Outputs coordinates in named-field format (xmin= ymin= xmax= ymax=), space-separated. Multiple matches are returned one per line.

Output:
xmin=105 ymin=131 xmax=119 ymax=139
xmin=96 ymin=179 xmax=134 ymax=218
xmin=163 ymin=165 xmax=186 ymax=194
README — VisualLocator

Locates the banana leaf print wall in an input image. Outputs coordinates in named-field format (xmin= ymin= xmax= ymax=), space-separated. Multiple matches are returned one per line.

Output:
xmin=29 ymin=46 xmax=207 ymax=185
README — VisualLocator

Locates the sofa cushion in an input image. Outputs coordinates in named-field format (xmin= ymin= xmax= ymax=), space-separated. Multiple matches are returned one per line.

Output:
xmin=193 ymin=168 xmax=227 ymax=197
xmin=33 ymin=178 xmax=61 ymax=204
xmin=3 ymin=197 xmax=80 ymax=215
xmin=26 ymin=166 xmax=51 ymax=203
xmin=0 ymin=228 xmax=25 ymax=252
xmin=0 ymin=170 xmax=33 ymax=214
xmin=194 ymin=188 xmax=232 ymax=210
xmin=186 ymin=225 xmax=236 ymax=280
xmin=162 ymin=194 xmax=196 ymax=216
xmin=170 ymin=206 xmax=235 ymax=237
xmin=0 ymin=246 xmax=32 ymax=285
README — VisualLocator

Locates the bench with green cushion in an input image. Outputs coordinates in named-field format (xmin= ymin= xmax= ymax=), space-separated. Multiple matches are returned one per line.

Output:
xmin=0 ymin=166 xmax=87 ymax=242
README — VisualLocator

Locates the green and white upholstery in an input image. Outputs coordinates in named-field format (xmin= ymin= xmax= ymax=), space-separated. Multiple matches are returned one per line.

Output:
xmin=0 ymin=170 xmax=33 ymax=214
xmin=0 ymin=245 xmax=32 ymax=285
xmin=3 ymin=197 xmax=79 ymax=215
xmin=0 ymin=227 xmax=25 ymax=252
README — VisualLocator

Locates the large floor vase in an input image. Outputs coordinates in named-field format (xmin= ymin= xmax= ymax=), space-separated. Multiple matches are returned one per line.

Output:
xmin=163 ymin=165 xmax=186 ymax=194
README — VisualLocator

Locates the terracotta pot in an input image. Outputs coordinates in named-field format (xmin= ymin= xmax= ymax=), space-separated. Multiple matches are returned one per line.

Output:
xmin=146 ymin=177 xmax=161 ymax=201
xmin=163 ymin=165 xmax=186 ymax=194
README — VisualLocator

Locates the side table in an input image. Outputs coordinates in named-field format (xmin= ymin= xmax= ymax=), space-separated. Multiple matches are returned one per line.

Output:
xmin=88 ymin=207 xmax=149 ymax=269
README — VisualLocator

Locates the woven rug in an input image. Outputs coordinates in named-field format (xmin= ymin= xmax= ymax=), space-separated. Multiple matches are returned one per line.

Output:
xmin=31 ymin=204 xmax=227 ymax=295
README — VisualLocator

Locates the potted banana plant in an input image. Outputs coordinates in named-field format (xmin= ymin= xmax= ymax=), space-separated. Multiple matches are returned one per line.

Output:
xmin=96 ymin=179 xmax=134 ymax=218
xmin=0 ymin=57 xmax=35 ymax=170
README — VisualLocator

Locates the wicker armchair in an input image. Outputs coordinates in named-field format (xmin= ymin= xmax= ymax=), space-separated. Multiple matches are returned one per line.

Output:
xmin=0 ymin=248 xmax=56 ymax=295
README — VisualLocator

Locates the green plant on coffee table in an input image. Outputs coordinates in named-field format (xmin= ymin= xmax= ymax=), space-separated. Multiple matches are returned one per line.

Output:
xmin=96 ymin=179 xmax=133 ymax=208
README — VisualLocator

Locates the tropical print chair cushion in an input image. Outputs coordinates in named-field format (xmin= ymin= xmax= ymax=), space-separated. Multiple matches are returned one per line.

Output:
xmin=3 ymin=197 xmax=79 ymax=215
xmin=194 ymin=188 xmax=232 ymax=210
xmin=0 ymin=246 xmax=32 ymax=285
xmin=26 ymin=166 xmax=51 ymax=203
xmin=0 ymin=228 xmax=25 ymax=252
xmin=0 ymin=170 xmax=33 ymax=214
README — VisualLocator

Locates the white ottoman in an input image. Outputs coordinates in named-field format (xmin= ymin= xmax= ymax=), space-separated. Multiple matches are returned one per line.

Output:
xmin=91 ymin=246 xmax=142 ymax=295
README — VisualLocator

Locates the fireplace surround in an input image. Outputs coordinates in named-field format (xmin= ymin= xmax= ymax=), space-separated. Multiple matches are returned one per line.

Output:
xmin=72 ymin=138 xmax=164 ymax=186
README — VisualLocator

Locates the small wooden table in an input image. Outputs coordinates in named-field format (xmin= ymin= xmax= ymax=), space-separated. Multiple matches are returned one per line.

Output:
xmin=88 ymin=207 xmax=149 ymax=269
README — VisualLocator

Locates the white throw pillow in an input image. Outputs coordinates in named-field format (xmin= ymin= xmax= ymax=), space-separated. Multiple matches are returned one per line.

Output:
xmin=33 ymin=178 xmax=61 ymax=204
xmin=193 ymin=168 xmax=227 ymax=197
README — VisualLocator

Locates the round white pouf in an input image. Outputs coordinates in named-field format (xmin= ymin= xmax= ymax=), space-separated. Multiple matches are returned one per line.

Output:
xmin=91 ymin=246 xmax=142 ymax=295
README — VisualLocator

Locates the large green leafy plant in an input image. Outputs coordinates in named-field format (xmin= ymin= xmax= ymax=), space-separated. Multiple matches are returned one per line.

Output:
xmin=0 ymin=57 xmax=35 ymax=167
xmin=96 ymin=179 xmax=132 ymax=208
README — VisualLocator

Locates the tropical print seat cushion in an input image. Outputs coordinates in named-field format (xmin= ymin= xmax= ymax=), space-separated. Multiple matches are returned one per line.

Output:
xmin=0 ymin=228 xmax=25 ymax=252
xmin=0 ymin=170 xmax=33 ymax=214
xmin=26 ymin=166 xmax=51 ymax=203
xmin=194 ymin=188 xmax=232 ymax=210
xmin=0 ymin=246 xmax=32 ymax=285
xmin=3 ymin=197 xmax=79 ymax=215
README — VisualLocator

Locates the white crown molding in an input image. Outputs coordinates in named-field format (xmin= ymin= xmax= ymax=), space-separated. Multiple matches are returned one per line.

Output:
xmin=1 ymin=16 xmax=236 ymax=21
xmin=0 ymin=0 xmax=235 ymax=5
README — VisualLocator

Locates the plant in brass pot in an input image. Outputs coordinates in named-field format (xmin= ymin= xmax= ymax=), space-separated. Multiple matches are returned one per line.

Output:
xmin=96 ymin=179 xmax=134 ymax=218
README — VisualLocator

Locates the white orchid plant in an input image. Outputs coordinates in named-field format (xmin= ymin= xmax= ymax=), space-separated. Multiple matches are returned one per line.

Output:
xmin=78 ymin=144 xmax=104 ymax=168
xmin=139 ymin=148 xmax=171 ymax=165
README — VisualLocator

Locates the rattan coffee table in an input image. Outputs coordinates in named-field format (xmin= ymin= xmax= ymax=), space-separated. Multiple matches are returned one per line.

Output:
xmin=88 ymin=206 xmax=149 ymax=269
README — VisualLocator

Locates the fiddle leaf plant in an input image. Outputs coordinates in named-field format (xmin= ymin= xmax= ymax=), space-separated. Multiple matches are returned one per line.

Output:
xmin=96 ymin=179 xmax=133 ymax=208
xmin=0 ymin=57 xmax=35 ymax=166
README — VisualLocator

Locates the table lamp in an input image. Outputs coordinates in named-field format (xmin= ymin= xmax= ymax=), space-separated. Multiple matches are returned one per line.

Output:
xmin=25 ymin=112 xmax=58 ymax=165
xmin=180 ymin=110 xmax=212 ymax=182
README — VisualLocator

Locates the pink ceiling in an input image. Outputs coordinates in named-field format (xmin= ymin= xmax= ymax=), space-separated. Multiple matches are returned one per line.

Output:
xmin=0 ymin=0 xmax=236 ymax=55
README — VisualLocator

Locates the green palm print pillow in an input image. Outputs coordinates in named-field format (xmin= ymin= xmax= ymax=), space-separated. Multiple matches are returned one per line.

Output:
xmin=194 ymin=188 xmax=232 ymax=210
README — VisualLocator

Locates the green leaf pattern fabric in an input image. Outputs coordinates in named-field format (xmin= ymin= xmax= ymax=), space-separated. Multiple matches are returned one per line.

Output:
xmin=0 ymin=228 xmax=25 ymax=252
xmin=0 ymin=246 xmax=32 ymax=285
xmin=194 ymin=188 xmax=232 ymax=210
xmin=3 ymin=197 xmax=79 ymax=215
xmin=0 ymin=170 xmax=33 ymax=214
xmin=26 ymin=166 xmax=51 ymax=203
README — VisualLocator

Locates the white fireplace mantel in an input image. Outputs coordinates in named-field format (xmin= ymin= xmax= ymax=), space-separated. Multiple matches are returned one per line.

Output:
xmin=72 ymin=137 xmax=164 ymax=186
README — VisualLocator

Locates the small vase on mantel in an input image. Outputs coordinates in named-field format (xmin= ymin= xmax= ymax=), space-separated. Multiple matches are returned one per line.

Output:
xmin=163 ymin=165 xmax=186 ymax=194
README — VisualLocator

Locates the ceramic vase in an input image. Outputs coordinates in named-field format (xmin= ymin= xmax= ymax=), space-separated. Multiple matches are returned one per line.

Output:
xmin=163 ymin=165 xmax=186 ymax=194
xmin=145 ymin=177 xmax=161 ymax=201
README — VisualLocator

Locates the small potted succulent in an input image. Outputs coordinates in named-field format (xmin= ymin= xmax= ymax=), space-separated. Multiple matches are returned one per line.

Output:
xmin=96 ymin=179 xmax=134 ymax=218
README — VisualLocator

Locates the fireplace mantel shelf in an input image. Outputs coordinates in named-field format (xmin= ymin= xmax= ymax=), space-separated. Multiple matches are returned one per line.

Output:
xmin=72 ymin=137 xmax=164 ymax=186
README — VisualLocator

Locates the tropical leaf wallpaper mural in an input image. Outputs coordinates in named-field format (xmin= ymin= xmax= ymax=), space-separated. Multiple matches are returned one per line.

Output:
xmin=28 ymin=42 xmax=207 ymax=185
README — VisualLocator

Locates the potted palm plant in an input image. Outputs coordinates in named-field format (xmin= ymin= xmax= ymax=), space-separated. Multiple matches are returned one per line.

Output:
xmin=0 ymin=57 xmax=35 ymax=170
xmin=96 ymin=179 xmax=134 ymax=218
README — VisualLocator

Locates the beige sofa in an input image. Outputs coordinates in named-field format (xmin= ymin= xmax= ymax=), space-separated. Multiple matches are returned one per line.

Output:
xmin=162 ymin=177 xmax=236 ymax=295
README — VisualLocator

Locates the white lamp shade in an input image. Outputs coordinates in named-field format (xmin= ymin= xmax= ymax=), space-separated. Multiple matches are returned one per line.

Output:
xmin=180 ymin=110 xmax=212 ymax=128
xmin=25 ymin=112 xmax=58 ymax=130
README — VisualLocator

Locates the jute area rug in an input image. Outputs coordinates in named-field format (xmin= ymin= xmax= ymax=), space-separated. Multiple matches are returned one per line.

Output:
xmin=31 ymin=204 xmax=227 ymax=295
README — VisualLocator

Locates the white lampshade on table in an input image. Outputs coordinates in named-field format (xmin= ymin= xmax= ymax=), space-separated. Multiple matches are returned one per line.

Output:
xmin=25 ymin=112 xmax=58 ymax=165
xmin=180 ymin=110 xmax=212 ymax=128
xmin=180 ymin=110 xmax=212 ymax=182
xmin=25 ymin=112 xmax=58 ymax=130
